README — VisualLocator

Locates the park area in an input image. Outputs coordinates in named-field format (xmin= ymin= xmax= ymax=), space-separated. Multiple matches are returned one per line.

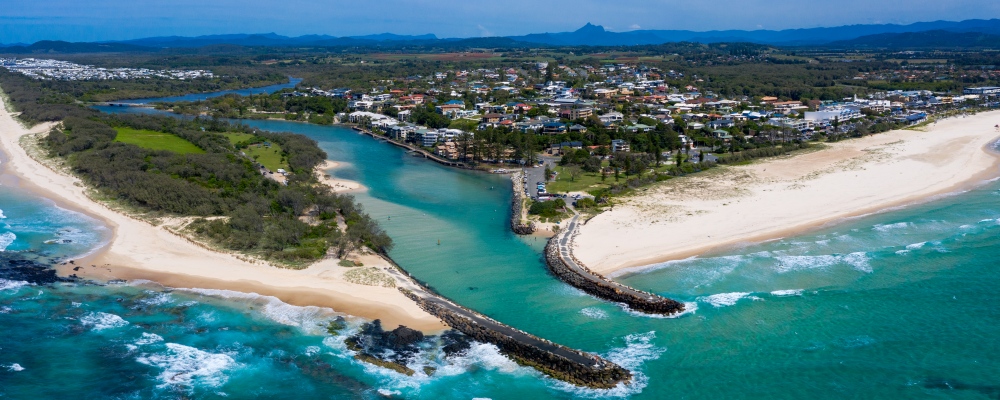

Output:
xmin=113 ymin=127 xmax=204 ymax=154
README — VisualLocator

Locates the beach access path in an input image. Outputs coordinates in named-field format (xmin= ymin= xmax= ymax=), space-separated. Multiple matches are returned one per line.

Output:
xmin=575 ymin=111 xmax=1000 ymax=276
xmin=0 ymin=94 xmax=446 ymax=332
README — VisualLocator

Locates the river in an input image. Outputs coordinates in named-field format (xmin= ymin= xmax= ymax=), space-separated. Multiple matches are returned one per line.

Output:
xmin=1 ymin=90 xmax=998 ymax=399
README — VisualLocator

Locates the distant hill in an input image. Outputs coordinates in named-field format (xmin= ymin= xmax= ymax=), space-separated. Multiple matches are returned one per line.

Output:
xmin=826 ymin=30 xmax=1000 ymax=49
xmin=0 ymin=40 xmax=154 ymax=54
xmin=113 ymin=32 xmax=438 ymax=48
xmin=6 ymin=18 xmax=1000 ymax=53
xmin=509 ymin=19 xmax=1000 ymax=46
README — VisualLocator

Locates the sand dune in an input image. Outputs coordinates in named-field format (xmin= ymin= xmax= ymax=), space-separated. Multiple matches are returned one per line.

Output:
xmin=574 ymin=111 xmax=1000 ymax=276
xmin=0 ymin=94 xmax=445 ymax=332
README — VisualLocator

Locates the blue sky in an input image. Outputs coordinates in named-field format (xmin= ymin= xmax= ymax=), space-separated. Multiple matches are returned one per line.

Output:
xmin=2 ymin=0 xmax=999 ymax=43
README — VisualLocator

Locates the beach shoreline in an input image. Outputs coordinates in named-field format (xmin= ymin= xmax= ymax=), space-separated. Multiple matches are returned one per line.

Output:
xmin=575 ymin=111 xmax=1000 ymax=276
xmin=315 ymin=159 xmax=365 ymax=193
xmin=0 ymin=94 xmax=446 ymax=333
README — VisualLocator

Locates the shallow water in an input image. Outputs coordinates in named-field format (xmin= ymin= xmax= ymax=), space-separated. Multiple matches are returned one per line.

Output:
xmin=5 ymin=105 xmax=998 ymax=398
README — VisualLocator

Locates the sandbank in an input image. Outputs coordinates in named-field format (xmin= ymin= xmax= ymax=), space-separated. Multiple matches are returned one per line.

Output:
xmin=574 ymin=111 xmax=1000 ymax=276
xmin=0 ymin=94 xmax=445 ymax=332
xmin=315 ymin=160 xmax=365 ymax=193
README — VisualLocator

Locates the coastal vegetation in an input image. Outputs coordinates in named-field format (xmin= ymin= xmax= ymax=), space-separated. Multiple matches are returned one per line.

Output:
xmin=0 ymin=70 xmax=393 ymax=266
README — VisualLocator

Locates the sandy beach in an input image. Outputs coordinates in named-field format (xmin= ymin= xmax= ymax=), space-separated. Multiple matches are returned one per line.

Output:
xmin=574 ymin=111 xmax=1000 ymax=276
xmin=315 ymin=160 xmax=365 ymax=193
xmin=0 ymin=94 xmax=446 ymax=332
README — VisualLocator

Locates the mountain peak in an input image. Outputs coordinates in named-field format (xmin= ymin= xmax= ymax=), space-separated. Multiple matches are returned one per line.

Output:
xmin=575 ymin=23 xmax=606 ymax=34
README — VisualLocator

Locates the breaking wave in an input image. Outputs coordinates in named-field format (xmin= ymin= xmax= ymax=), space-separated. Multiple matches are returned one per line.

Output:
xmin=579 ymin=307 xmax=609 ymax=319
xmin=179 ymin=288 xmax=339 ymax=334
xmin=0 ymin=232 xmax=15 ymax=252
xmin=80 ymin=311 xmax=130 ymax=331
xmin=0 ymin=278 xmax=30 ymax=292
xmin=136 ymin=342 xmax=237 ymax=389
xmin=698 ymin=292 xmax=753 ymax=308
xmin=770 ymin=289 xmax=804 ymax=297
xmin=551 ymin=331 xmax=664 ymax=398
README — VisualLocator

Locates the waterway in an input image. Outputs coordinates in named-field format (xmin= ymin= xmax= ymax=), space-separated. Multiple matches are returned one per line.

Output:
xmin=1 ymin=95 xmax=998 ymax=399
xmin=121 ymin=77 xmax=302 ymax=104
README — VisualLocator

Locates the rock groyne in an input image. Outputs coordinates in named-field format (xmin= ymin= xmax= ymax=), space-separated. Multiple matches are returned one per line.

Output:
xmin=400 ymin=288 xmax=632 ymax=389
xmin=510 ymin=171 xmax=536 ymax=235
xmin=544 ymin=218 xmax=686 ymax=315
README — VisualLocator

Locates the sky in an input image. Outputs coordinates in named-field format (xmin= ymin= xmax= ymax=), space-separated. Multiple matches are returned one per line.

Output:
xmin=2 ymin=0 xmax=1000 ymax=44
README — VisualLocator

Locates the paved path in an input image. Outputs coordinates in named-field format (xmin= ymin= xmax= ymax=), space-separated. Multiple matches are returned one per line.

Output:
xmin=555 ymin=215 xmax=663 ymax=303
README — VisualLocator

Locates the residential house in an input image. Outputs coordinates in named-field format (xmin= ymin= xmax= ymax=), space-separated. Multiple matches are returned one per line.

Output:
xmin=611 ymin=139 xmax=630 ymax=153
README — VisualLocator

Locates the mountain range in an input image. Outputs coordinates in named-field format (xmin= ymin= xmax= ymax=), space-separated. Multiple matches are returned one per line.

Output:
xmin=4 ymin=19 xmax=1000 ymax=53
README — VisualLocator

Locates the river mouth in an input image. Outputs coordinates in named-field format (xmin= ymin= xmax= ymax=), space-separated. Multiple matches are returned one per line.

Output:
xmin=69 ymin=87 xmax=1000 ymax=398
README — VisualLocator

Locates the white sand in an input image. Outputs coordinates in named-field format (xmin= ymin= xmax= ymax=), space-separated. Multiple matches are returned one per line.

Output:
xmin=574 ymin=111 xmax=1000 ymax=275
xmin=0 ymin=95 xmax=445 ymax=331
xmin=315 ymin=160 xmax=365 ymax=193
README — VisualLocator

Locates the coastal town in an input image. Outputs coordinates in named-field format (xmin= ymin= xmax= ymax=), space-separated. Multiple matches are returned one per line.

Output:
xmin=5 ymin=8 xmax=1000 ymax=397
xmin=0 ymin=57 xmax=214 ymax=81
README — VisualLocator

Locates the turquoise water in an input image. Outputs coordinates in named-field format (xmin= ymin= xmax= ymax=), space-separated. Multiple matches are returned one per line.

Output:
xmin=0 ymin=183 xmax=109 ymax=258
xmin=4 ymin=105 xmax=1000 ymax=398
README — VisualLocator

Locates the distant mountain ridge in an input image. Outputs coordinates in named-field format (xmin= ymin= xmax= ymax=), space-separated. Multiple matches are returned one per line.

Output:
xmin=508 ymin=19 xmax=1000 ymax=46
xmin=827 ymin=30 xmax=1000 ymax=49
xmin=4 ymin=19 xmax=1000 ymax=53
xmin=111 ymin=32 xmax=439 ymax=48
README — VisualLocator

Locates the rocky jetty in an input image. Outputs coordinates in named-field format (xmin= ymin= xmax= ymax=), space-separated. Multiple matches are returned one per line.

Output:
xmin=510 ymin=171 xmax=536 ymax=235
xmin=544 ymin=231 xmax=685 ymax=315
xmin=400 ymin=289 xmax=632 ymax=389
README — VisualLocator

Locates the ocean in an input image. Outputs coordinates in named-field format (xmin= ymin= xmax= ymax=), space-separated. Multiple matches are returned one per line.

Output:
xmin=2 ymin=106 xmax=997 ymax=399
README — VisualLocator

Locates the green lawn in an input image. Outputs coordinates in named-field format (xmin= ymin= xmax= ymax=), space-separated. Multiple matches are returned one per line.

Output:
xmin=224 ymin=132 xmax=256 ymax=146
xmin=546 ymin=165 xmax=610 ymax=193
xmin=245 ymin=143 xmax=287 ymax=172
xmin=113 ymin=128 xmax=205 ymax=154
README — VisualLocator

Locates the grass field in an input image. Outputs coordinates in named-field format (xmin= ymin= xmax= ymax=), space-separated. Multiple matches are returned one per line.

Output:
xmin=244 ymin=143 xmax=286 ymax=171
xmin=546 ymin=165 xmax=610 ymax=193
xmin=113 ymin=128 xmax=205 ymax=154
xmin=223 ymin=132 xmax=256 ymax=146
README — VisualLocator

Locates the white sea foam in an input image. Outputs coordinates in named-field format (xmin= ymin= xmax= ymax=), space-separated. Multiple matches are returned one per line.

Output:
xmin=0 ymin=278 xmax=29 ymax=292
xmin=551 ymin=331 xmax=664 ymax=398
xmin=770 ymin=289 xmax=804 ymax=297
xmin=136 ymin=343 xmax=236 ymax=388
xmin=0 ymin=232 xmax=15 ymax=252
xmin=843 ymin=252 xmax=872 ymax=273
xmin=873 ymin=222 xmax=911 ymax=232
xmin=619 ymin=301 xmax=698 ymax=319
xmin=0 ymin=209 xmax=6 ymax=219
xmin=906 ymin=242 xmax=927 ymax=250
xmin=80 ymin=311 xmax=129 ymax=331
xmin=773 ymin=254 xmax=840 ymax=273
xmin=773 ymin=252 xmax=871 ymax=273
xmin=136 ymin=291 xmax=173 ymax=307
xmin=698 ymin=292 xmax=752 ymax=307
xmin=6 ymin=363 xmax=24 ymax=372
xmin=135 ymin=332 xmax=164 ymax=346
xmin=179 ymin=288 xmax=337 ymax=334
xmin=579 ymin=307 xmax=609 ymax=319
xmin=304 ymin=346 xmax=321 ymax=356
